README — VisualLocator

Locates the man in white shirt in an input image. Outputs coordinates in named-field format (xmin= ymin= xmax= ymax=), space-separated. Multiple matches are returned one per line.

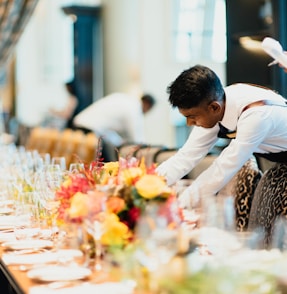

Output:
xmin=156 ymin=65 xmax=287 ymax=210
xmin=73 ymin=92 xmax=155 ymax=161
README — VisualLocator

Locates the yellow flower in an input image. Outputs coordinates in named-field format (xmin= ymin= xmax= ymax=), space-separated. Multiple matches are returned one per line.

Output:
xmin=135 ymin=174 xmax=169 ymax=199
xmin=99 ymin=161 xmax=120 ymax=184
xmin=62 ymin=177 xmax=72 ymax=188
xmin=102 ymin=213 xmax=131 ymax=246
xmin=103 ymin=161 xmax=120 ymax=176
xmin=68 ymin=192 xmax=89 ymax=219
xmin=121 ymin=167 xmax=144 ymax=185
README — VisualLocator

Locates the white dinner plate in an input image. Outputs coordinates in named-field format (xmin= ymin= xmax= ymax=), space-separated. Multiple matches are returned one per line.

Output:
xmin=0 ymin=207 xmax=14 ymax=215
xmin=0 ymin=216 xmax=19 ymax=229
xmin=2 ymin=249 xmax=83 ymax=265
xmin=2 ymin=239 xmax=53 ymax=250
xmin=0 ymin=200 xmax=14 ymax=207
xmin=0 ymin=224 xmax=15 ymax=230
xmin=0 ymin=231 xmax=16 ymax=243
xmin=27 ymin=265 xmax=92 ymax=282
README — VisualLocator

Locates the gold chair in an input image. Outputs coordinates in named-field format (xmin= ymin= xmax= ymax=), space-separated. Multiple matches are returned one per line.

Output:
xmin=65 ymin=129 xmax=85 ymax=167
xmin=74 ymin=132 xmax=99 ymax=164
xmin=25 ymin=127 xmax=60 ymax=154
xmin=50 ymin=129 xmax=73 ymax=158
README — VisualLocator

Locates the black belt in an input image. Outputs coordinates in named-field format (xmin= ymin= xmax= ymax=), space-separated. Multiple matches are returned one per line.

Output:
xmin=253 ymin=152 xmax=287 ymax=163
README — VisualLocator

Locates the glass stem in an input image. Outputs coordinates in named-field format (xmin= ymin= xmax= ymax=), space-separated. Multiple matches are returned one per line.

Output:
xmin=94 ymin=237 xmax=102 ymax=271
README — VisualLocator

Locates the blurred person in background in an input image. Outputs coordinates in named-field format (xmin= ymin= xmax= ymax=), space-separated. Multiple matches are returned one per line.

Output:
xmin=73 ymin=92 xmax=156 ymax=161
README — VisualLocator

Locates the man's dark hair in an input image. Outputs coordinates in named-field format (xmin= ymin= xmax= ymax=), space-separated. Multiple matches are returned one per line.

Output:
xmin=141 ymin=94 xmax=156 ymax=107
xmin=167 ymin=64 xmax=225 ymax=109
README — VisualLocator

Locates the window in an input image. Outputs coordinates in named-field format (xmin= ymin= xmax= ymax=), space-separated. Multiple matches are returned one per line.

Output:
xmin=172 ymin=0 xmax=226 ymax=63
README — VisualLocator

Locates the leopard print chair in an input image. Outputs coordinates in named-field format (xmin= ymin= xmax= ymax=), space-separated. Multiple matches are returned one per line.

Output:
xmin=248 ymin=163 xmax=287 ymax=249
xmin=231 ymin=157 xmax=262 ymax=231
xmin=216 ymin=156 xmax=262 ymax=231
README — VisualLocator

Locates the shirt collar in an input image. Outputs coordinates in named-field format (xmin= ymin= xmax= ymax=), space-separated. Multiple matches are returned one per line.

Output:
xmin=219 ymin=90 xmax=241 ymax=131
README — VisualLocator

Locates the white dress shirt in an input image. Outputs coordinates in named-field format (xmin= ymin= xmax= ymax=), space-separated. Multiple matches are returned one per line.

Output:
xmin=156 ymin=84 xmax=287 ymax=203
xmin=73 ymin=93 xmax=145 ymax=145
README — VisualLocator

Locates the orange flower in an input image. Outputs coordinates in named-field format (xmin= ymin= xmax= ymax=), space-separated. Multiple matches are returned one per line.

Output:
xmin=68 ymin=192 xmax=89 ymax=219
xmin=106 ymin=196 xmax=126 ymax=214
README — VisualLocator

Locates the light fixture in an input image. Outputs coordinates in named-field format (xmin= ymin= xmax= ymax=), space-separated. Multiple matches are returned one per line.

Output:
xmin=239 ymin=36 xmax=264 ymax=51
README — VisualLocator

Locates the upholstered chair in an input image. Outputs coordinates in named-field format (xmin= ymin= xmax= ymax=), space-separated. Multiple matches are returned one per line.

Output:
xmin=248 ymin=163 xmax=287 ymax=248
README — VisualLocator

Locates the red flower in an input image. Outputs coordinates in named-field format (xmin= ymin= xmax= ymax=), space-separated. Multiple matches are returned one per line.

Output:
xmin=121 ymin=206 xmax=141 ymax=230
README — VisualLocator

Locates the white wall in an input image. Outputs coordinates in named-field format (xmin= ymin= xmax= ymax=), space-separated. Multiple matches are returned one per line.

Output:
xmin=15 ymin=0 xmax=74 ymax=127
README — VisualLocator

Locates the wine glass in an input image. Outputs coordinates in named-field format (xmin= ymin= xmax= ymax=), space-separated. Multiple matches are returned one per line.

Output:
xmin=84 ymin=191 xmax=107 ymax=271
xmin=34 ymin=152 xmax=51 ymax=171
xmin=135 ymin=200 xmax=181 ymax=290
xmin=37 ymin=164 xmax=63 ymax=238
xmin=51 ymin=156 xmax=67 ymax=171
xmin=69 ymin=162 xmax=85 ymax=174
xmin=14 ymin=191 xmax=41 ymax=240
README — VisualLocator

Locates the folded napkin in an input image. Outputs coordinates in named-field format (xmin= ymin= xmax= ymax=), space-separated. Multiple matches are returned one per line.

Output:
xmin=29 ymin=281 xmax=135 ymax=294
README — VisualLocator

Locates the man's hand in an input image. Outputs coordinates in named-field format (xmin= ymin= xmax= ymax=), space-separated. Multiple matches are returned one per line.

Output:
xmin=178 ymin=183 xmax=201 ymax=210
xmin=178 ymin=187 xmax=192 ymax=209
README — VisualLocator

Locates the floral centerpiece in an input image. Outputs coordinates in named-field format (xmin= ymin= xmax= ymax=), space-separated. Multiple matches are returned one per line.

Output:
xmin=55 ymin=155 xmax=181 ymax=249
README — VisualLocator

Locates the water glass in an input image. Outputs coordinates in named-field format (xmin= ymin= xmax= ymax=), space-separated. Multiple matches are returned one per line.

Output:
xmin=14 ymin=196 xmax=40 ymax=240
xmin=51 ymin=157 xmax=67 ymax=171
xmin=69 ymin=162 xmax=85 ymax=173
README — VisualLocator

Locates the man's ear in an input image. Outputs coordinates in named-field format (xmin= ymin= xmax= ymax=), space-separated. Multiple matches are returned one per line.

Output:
xmin=208 ymin=101 xmax=222 ymax=113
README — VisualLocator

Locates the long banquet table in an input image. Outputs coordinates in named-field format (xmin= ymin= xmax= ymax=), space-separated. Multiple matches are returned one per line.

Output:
xmin=0 ymin=248 xmax=33 ymax=294
xmin=0 ymin=249 xmax=136 ymax=294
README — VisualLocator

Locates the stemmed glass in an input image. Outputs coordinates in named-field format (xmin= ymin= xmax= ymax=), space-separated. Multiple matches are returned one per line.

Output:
xmin=51 ymin=157 xmax=67 ymax=171
xmin=13 ymin=191 xmax=42 ymax=240
xmin=135 ymin=200 xmax=181 ymax=290
xmin=34 ymin=152 xmax=51 ymax=171
xmin=36 ymin=164 xmax=63 ymax=238
xmin=84 ymin=191 xmax=107 ymax=271
xmin=69 ymin=162 xmax=85 ymax=174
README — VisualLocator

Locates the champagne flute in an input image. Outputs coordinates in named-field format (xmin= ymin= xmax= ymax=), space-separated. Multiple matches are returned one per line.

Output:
xmin=84 ymin=191 xmax=107 ymax=272
xmin=134 ymin=201 xmax=181 ymax=292
xmin=135 ymin=201 xmax=181 ymax=270
xmin=14 ymin=192 xmax=41 ymax=240
xmin=38 ymin=164 xmax=63 ymax=238
xmin=69 ymin=162 xmax=85 ymax=173
xmin=51 ymin=156 xmax=67 ymax=171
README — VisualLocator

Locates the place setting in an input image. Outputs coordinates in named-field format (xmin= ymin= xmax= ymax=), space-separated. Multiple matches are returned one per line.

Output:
xmin=2 ymin=239 xmax=53 ymax=251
